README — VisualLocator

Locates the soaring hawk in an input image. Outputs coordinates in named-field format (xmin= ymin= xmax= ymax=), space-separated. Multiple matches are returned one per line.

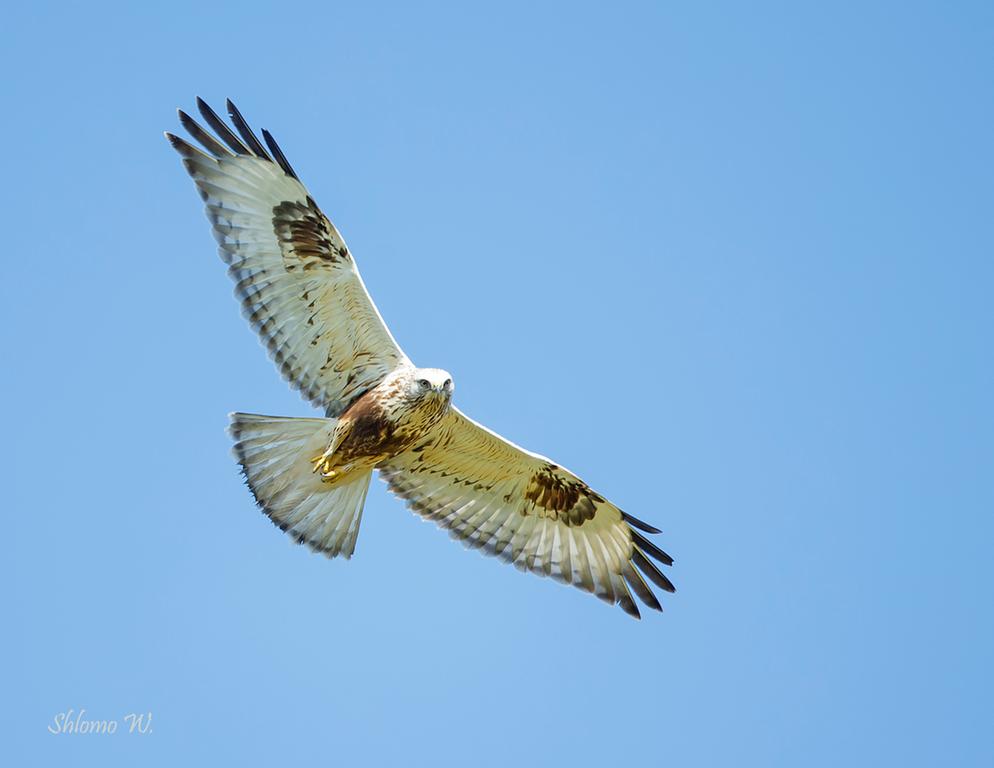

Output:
xmin=166 ymin=99 xmax=674 ymax=619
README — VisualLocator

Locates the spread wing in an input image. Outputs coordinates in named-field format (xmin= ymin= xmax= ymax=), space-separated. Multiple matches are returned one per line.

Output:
xmin=379 ymin=408 xmax=675 ymax=619
xmin=166 ymin=99 xmax=408 ymax=416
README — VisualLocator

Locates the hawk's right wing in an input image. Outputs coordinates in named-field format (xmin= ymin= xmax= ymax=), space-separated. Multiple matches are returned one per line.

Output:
xmin=167 ymin=98 xmax=408 ymax=416
xmin=379 ymin=408 xmax=674 ymax=619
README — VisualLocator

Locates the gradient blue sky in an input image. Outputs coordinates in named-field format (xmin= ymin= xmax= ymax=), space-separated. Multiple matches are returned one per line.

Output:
xmin=5 ymin=1 xmax=993 ymax=765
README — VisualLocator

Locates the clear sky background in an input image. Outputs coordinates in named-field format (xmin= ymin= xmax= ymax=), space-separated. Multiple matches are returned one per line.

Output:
xmin=4 ymin=1 xmax=992 ymax=765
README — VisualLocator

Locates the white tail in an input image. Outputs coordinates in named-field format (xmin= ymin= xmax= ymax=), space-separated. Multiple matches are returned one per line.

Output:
xmin=228 ymin=413 xmax=372 ymax=559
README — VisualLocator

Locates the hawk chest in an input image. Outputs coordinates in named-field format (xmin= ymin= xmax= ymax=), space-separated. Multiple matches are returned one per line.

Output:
xmin=337 ymin=389 xmax=447 ymax=464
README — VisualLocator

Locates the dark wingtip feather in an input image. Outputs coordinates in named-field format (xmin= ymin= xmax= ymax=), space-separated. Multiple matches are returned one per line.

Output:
xmin=178 ymin=108 xmax=230 ymax=158
xmin=622 ymin=511 xmax=662 ymax=534
xmin=630 ymin=529 xmax=674 ymax=567
xmin=632 ymin=549 xmax=676 ymax=594
xmin=165 ymin=131 xmax=210 ymax=163
xmin=619 ymin=593 xmax=642 ymax=620
xmin=226 ymin=99 xmax=273 ymax=160
xmin=196 ymin=97 xmax=251 ymax=155
xmin=262 ymin=128 xmax=300 ymax=180
xmin=623 ymin=564 xmax=663 ymax=612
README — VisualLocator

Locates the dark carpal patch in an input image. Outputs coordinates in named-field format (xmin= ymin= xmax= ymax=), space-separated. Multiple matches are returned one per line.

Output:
xmin=524 ymin=465 xmax=598 ymax=525
xmin=272 ymin=197 xmax=350 ymax=271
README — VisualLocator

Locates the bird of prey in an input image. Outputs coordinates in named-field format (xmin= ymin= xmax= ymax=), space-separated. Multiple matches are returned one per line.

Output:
xmin=166 ymin=99 xmax=674 ymax=619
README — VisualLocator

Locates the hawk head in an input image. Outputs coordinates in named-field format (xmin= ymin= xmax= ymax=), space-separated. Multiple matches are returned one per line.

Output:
xmin=406 ymin=367 xmax=454 ymax=403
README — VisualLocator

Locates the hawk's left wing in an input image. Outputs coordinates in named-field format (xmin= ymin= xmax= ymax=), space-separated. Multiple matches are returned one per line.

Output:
xmin=379 ymin=408 xmax=674 ymax=619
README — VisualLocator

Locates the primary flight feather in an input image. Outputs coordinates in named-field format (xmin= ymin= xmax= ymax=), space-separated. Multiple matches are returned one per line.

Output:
xmin=166 ymin=98 xmax=674 ymax=619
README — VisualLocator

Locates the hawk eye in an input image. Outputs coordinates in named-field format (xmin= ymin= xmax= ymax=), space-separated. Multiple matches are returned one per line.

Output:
xmin=418 ymin=378 xmax=430 ymax=389
xmin=444 ymin=378 xmax=452 ymax=388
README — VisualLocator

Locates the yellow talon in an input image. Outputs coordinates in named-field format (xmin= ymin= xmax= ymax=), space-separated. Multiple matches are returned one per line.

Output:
xmin=310 ymin=453 xmax=336 ymax=476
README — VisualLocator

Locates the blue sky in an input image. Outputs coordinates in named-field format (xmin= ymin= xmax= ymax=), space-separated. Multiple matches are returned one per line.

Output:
xmin=4 ymin=1 xmax=992 ymax=765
